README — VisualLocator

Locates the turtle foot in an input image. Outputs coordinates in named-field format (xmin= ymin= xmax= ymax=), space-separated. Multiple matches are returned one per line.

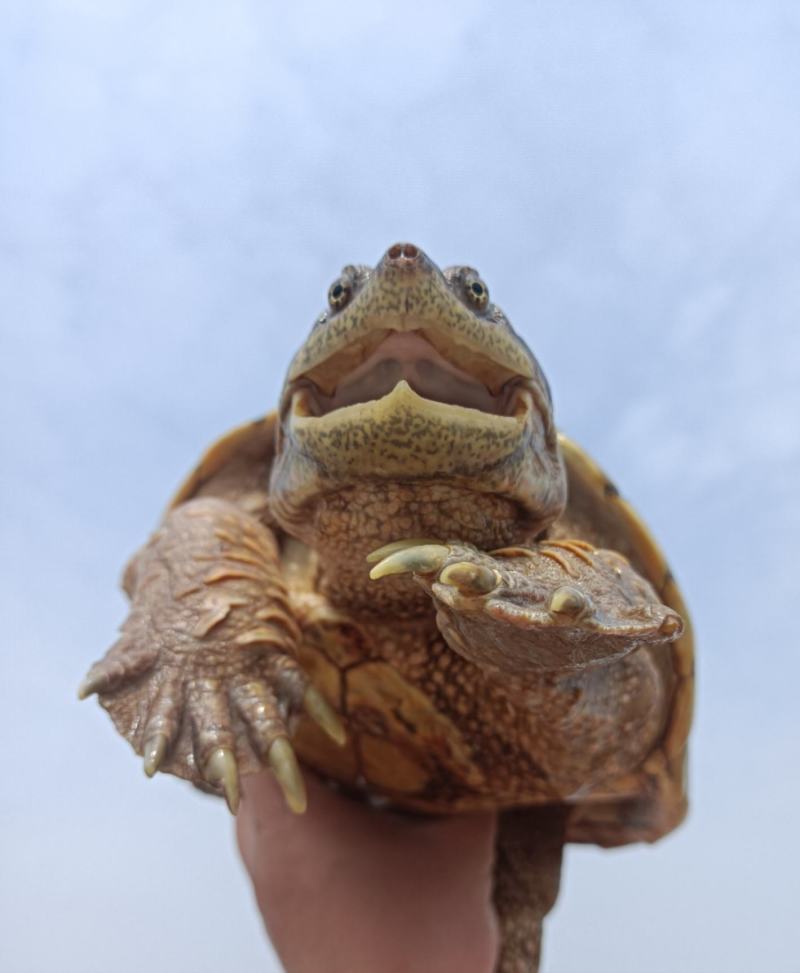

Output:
xmin=80 ymin=620 xmax=345 ymax=816
xmin=368 ymin=538 xmax=683 ymax=676
xmin=79 ymin=498 xmax=345 ymax=813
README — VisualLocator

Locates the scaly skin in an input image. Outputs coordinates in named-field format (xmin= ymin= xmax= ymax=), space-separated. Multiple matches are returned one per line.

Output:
xmin=284 ymin=533 xmax=674 ymax=813
xmin=81 ymin=242 xmax=685 ymax=973
xmin=80 ymin=498 xmax=345 ymax=813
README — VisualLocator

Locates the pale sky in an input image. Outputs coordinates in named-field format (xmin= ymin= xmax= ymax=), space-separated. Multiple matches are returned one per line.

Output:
xmin=2 ymin=2 xmax=799 ymax=971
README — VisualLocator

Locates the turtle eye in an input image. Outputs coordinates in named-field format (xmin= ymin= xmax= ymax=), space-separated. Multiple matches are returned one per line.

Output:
xmin=328 ymin=278 xmax=352 ymax=312
xmin=464 ymin=274 xmax=489 ymax=310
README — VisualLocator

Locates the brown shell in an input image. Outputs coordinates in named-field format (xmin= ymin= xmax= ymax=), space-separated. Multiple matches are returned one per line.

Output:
xmin=171 ymin=416 xmax=693 ymax=848
xmin=551 ymin=434 xmax=693 ymax=846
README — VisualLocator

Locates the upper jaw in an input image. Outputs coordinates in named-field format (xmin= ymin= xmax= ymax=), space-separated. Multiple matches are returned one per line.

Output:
xmin=284 ymin=249 xmax=537 ymax=395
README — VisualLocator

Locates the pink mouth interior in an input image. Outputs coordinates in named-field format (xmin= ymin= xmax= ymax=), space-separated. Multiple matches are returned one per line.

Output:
xmin=311 ymin=332 xmax=505 ymax=415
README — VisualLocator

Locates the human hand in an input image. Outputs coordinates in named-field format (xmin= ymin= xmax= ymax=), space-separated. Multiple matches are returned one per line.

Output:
xmin=236 ymin=771 xmax=499 ymax=973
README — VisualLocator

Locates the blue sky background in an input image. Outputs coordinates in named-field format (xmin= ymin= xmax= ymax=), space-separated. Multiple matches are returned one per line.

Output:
xmin=1 ymin=2 xmax=799 ymax=971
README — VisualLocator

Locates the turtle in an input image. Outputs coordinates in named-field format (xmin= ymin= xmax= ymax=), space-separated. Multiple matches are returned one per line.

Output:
xmin=80 ymin=242 xmax=693 ymax=972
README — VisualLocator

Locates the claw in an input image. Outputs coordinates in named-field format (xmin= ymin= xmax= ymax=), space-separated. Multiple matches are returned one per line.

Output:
xmin=659 ymin=612 xmax=683 ymax=638
xmin=77 ymin=642 xmax=158 ymax=699
xmin=548 ymin=585 xmax=590 ymax=619
xmin=439 ymin=561 xmax=499 ymax=596
xmin=304 ymin=686 xmax=347 ymax=746
xmin=77 ymin=670 xmax=104 ymax=700
xmin=268 ymin=737 xmax=307 ymax=814
xmin=142 ymin=733 xmax=169 ymax=778
xmin=205 ymin=747 xmax=240 ymax=814
xmin=366 ymin=538 xmax=443 ymax=564
xmin=369 ymin=544 xmax=450 ymax=581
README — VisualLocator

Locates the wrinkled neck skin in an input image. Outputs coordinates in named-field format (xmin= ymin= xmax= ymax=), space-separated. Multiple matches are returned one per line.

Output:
xmin=307 ymin=480 xmax=541 ymax=616
xmin=270 ymin=428 xmax=567 ymax=616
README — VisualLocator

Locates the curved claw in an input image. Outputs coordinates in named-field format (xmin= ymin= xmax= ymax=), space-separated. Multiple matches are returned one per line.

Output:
xmin=205 ymin=748 xmax=240 ymax=814
xmin=77 ymin=670 xmax=105 ymax=700
xmin=77 ymin=641 xmax=158 ymax=700
xmin=659 ymin=612 xmax=683 ymax=638
xmin=304 ymin=686 xmax=346 ymax=746
xmin=369 ymin=544 xmax=451 ymax=581
xmin=268 ymin=737 xmax=307 ymax=814
xmin=439 ymin=561 xmax=499 ymax=596
xmin=366 ymin=538 xmax=444 ymax=564
xmin=142 ymin=733 xmax=169 ymax=778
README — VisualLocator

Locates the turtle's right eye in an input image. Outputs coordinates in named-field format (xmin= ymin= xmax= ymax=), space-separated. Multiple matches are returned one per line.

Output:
xmin=328 ymin=278 xmax=352 ymax=312
xmin=464 ymin=274 xmax=489 ymax=310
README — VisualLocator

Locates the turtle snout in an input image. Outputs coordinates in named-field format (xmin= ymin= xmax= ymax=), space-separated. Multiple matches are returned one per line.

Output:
xmin=380 ymin=242 xmax=434 ymax=274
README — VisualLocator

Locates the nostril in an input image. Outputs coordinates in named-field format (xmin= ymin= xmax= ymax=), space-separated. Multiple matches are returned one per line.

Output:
xmin=387 ymin=242 xmax=419 ymax=262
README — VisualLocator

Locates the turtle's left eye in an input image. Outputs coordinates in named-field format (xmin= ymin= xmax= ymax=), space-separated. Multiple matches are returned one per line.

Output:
xmin=464 ymin=275 xmax=489 ymax=310
xmin=328 ymin=278 xmax=352 ymax=312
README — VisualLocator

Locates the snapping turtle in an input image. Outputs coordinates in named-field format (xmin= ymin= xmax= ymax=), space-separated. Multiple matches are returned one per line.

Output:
xmin=80 ymin=242 xmax=693 ymax=972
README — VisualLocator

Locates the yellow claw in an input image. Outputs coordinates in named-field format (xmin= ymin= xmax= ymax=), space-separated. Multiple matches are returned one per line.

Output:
xmin=369 ymin=544 xmax=451 ymax=581
xmin=142 ymin=734 xmax=169 ymax=778
xmin=439 ymin=562 xmax=499 ymax=596
xmin=205 ymin=748 xmax=240 ymax=815
xmin=77 ymin=670 xmax=103 ymax=700
xmin=304 ymin=686 xmax=347 ymax=746
xmin=548 ymin=585 xmax=589 ymax=619
xmin=268 ymin=737 xmax=307 ymax=814
xmin=366 ymin=538 xmax=443 ymax=564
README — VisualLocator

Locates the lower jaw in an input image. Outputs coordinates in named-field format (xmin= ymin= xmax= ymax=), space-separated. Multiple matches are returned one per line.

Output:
xmin=286 ymin=380 xmax=532 ymax=480
xmin=269 ymin=382 xmax=565 ymax=549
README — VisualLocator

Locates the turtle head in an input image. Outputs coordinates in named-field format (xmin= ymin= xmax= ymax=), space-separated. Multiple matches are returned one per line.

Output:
xmin=270 ymin=243 xmax=566 ymax=544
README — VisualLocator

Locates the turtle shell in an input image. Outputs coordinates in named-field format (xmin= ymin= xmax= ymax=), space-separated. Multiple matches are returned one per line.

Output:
xmin=550 ymin=434 xmax=693 ymax=846
xmin=170 ymin=416 xmax=693 ymax=848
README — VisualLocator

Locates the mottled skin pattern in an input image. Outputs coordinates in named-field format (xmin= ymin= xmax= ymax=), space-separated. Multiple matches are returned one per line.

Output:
xmin=81 ymin=243 xmax=691 ymax=972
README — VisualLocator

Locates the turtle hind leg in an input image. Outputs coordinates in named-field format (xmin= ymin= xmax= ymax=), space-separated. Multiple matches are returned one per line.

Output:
xmin=492 ymin=806 xmax=567 ymax=973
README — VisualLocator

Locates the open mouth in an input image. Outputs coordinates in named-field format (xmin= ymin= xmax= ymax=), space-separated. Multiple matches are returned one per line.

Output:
xmin=287 ymin=331 xmax=529 ymax=419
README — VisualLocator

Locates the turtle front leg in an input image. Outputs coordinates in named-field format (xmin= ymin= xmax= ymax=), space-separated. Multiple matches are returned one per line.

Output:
xmin=368 ymin=538 xmax=683 ymax=681
xmin=79 ymin=497 xmax=345 ymax=813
